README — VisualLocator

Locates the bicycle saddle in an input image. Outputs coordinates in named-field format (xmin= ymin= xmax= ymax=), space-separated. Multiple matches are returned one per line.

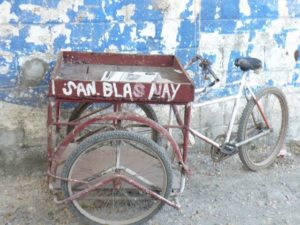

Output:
xmin=234 ymin=57 xmax=262 ymax=71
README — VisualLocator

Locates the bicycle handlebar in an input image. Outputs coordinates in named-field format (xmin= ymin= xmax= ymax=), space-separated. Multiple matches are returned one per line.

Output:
xmin=184 ymin=55 xmax=202 ymax=68
xmin=185 ymin=55 xmax=220 ymax=82
xmin=184 ymin=55 xmax=221 ymax=94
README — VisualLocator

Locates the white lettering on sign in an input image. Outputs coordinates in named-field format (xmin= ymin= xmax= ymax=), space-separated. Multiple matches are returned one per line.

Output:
xmin=103 ymin=82 xmax=113 ymax=97
xmin=62 ymin=81 xmax=76 ymax=96
xmin=61 ymin=81 xmax=181 ymax=101
xmin=113 ymin=83 xmax=122 ymax=98
xmin=148 ymin=83 xmax=181 ymax=101
xmin=62 ymin=81 xmax=96 ymax=97
xmin=77 ymin=83 xmax=87 ymax=96
xmin=169 ymin=83 xmax=181 ymax=101
xmin=123 ymin=83 xmax=133 ymax=100
xmin=102 ymin=82 xmax=145 ymax=100
xmin=133 ymin=84 xmax=145 ymax=97
xmin=86 ymin=82 xmax=97 ymax=96
xmin=148 ymin=84 xmax=162 ymax=99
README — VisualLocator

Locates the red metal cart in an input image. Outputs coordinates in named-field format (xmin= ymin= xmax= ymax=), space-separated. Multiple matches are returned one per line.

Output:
xmin=47 ymin=51 xmax=194 ymax=225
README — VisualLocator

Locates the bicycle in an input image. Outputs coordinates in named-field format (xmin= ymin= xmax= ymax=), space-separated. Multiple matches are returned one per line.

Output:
xmin=169 ymin=55 xmax=289 ymax=171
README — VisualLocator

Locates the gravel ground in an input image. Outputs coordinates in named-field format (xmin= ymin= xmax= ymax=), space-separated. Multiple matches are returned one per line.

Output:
xmin=1 ymin=147 xmax=300 ymax=225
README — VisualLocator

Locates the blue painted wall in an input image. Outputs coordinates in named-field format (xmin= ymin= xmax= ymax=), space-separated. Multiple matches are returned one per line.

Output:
xmin=0 ymin=0 xmax=299 ymax=106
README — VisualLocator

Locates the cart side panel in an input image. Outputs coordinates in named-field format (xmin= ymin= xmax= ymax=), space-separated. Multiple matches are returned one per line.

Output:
xmin=49 ymin=80 xmax=194 ymax=103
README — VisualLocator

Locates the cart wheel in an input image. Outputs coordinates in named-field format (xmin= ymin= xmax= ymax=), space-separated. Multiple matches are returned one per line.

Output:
xmin=61 ymin=131 xmax=172 ymax=225
xmin=67 ymin=103 xmax=160 ymax=143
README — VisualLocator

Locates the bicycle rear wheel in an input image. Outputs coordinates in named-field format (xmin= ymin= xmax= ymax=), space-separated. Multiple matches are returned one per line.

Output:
xmin=61 ymin=131 xmax=172 ymax=225
xmin=237 ymin=87 xmax=288 ymax=171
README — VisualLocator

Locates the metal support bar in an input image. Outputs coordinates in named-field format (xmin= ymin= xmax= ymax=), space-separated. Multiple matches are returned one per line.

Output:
xmin=55 ymin=177 xmax=115 ymax=204
xmin=245 ymin=83 xmax=270 ymax=129
xmin=189 ymin=127 xmax=220 ymax=148
xmin=117 ymin=174 xmax=180 ymax=209
xmin=235 ymin=129 xmax=271 ymax=147
xmin=54 ymin=174 xmax=180 ymax=209
xmin=182 ymin=103 xmax=192 ymax=163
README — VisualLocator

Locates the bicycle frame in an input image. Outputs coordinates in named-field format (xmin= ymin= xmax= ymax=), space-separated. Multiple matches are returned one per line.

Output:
xmin=169 ymin=70 xmax=271 ymax=152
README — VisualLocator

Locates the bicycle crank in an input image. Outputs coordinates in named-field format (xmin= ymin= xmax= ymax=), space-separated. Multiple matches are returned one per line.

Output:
xmin=210 ymin=134 xmax=239 ymax=162
xmin=210 ymin=134 xmax=228 ymax=162
xmin=220 ymin=142 xmax=238 ymax=155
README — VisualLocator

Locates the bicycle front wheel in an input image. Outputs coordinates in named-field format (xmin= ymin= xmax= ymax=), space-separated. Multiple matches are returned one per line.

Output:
xmin=237 ymin=87 xmax=288 ymax=171
xmin=61 ymin=131 xmax=172 ymax=225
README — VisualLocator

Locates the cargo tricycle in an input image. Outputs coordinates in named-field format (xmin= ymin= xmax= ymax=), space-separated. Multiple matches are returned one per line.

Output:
xmin=47 ymin=51 xmax=288 ymax=225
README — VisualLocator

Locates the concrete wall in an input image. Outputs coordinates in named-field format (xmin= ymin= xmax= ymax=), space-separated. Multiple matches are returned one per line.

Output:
xmin=0 ymin=0 xmax=299 ymax=170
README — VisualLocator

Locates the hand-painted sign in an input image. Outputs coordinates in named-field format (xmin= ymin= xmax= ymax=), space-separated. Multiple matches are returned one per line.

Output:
xmin=57 ymin=80 xmax=182 ymax=102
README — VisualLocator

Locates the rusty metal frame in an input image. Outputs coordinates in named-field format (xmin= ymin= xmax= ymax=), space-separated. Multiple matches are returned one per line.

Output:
xmin=47 ymin=102 xmax=187 ymax=209
xmin=47 ymin=108 xmax=191 ymax=182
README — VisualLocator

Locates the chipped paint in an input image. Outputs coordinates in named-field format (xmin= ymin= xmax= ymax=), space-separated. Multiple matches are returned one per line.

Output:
xmin=0 ymin=25 xmax=19 ymax=38
xmin=25 ymin=26 xmax=51 ymax=46
xmin=107 ymin=44 xmax=119 ymax=52
xmin=215 ymin=7 xmax=221 ymax=20
xmin=278 ymin=0 xmax=289 ymax=17
xmin=0 ymin=51 xmax=14 ymax=75
xmin=0 ymin=51 xmax=14 ymax=62
xmin=19 ymin=0 xmax=85 ymax=23
xmin=188 ymin=0 xmax=201 ymax=22
xmin=117 ymin=4 xmax=136 ymax=25
xmin=161 ymin=0 xmax=190 ymax=51
xmin=0 ymin=64 xmax=10 ymax=74
xmin=239 ymin=0 xmax=251 ymax=16
xmin=119 ymin=23 xmax=125 ymax=33
xmin=51 ymin=24 xmax=71 ymax=44
xmin=139 ymin=22 xmax=156 ymax=38
xmin=102 ymin=1 xmax=114 ymax=21
xmin=0 ymin=1 xmax=18 ymax=23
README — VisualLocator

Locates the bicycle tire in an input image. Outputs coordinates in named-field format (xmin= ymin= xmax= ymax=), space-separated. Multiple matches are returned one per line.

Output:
xmin=67 ymin=102 xmax=160 ymax=143
xmin=61 ymin=130 xmax=173 ymax=225
xmin=237 ymin=87 xmax=288 ymax=171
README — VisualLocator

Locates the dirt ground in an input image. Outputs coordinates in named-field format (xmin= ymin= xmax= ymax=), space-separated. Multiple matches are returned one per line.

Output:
xmin=1 ymin=147 xmax=300 ymax=225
